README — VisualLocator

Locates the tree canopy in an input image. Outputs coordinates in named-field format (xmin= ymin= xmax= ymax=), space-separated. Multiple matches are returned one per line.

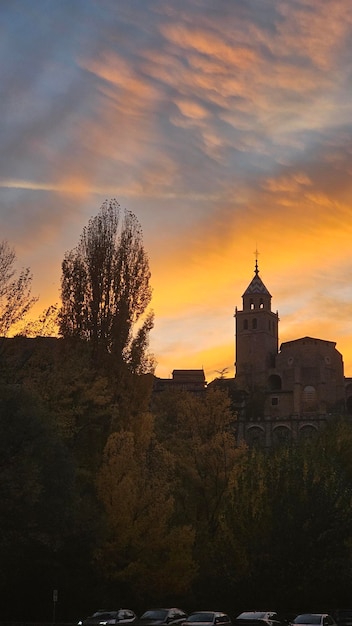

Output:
xmin=59 ymin=199 xmax=154 ymax=372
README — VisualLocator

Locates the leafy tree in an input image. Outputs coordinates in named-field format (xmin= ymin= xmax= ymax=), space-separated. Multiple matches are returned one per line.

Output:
xmin=0 ymin=384 xmax=76 ymax=619
xmin=95 ymin=412 xmax=196 ymax=605
xmin=0 ymin=239 xmax=37 ymax=335
xmin=152 ymin=387 xmax=243 ymax=605
xmin=154 ymin=388 xmax=240 ymax=530
xmin=0 ymin=334 xmax=110 ymax=442
xmin=59 ymin=199 xmax=154 ymax=372
xmin=226 ymin=430 xmax=352 ymax=609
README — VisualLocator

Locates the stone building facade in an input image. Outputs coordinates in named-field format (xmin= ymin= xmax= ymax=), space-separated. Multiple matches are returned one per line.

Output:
xmin=153 ymin=368 xmax=207 ymax=394
xmin=235 ymin=262 xmax=349 ymax=447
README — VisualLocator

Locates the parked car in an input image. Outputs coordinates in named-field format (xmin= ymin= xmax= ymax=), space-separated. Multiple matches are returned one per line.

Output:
xmin=79 ymin=610 xmax=137 ymax=626
xmin=333 ymin=610 xmax=352 ymax=626
xmin=291 ymin=615 xmax=337 ymax=626
xmin=134 ymin=609 xmax=188 ymax=626
xmin=184 ymin=612 xmax=232 ymax=626
xmin=235 ymin=612 xmax=283 ymax=626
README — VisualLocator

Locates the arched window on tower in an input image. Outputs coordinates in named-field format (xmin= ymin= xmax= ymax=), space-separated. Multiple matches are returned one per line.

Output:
xmin=250 ymin=299 xmax=255 ymax=310
xmin=243 ymin=319 xmax=248 ymax=330
xmin=252 ymin=318 xmax=257 ymax=329
xmin=259 ymin=298 xmax=264 ymax=309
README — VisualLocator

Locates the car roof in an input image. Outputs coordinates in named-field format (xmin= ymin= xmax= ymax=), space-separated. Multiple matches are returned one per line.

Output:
xmin=295 ymin=615 xmax=329 ymax=618
xmin=293 ymin=615 xmax=330 ymax=622
xmin=141 ymin=609 xmax=185 ymax=614
xmin=187 ymin=613 xmax=228 ymax=621
xmin=190 ymin=612 xmax=223 ymax=615
xmin=237 ymin=613 xmax=277 ymax=618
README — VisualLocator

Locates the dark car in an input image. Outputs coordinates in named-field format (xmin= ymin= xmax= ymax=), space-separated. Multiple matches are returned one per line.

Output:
xmin=235 ymin=612 xmax=284 ymax=626
xmin=184 ymin=612 xmax=232 ymax=626
xmin=79 ymin=610 xmax=137 ymax=626
xmin=134 ymin=609 xmax=188 ymax=626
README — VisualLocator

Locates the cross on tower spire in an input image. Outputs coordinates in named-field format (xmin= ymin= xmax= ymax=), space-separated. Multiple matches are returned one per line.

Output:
xmin=254 ymin=246 xmax=260 ymax=275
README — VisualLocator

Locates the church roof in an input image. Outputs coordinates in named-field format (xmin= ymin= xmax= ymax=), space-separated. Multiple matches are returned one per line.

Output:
xmin=280 ymin=336 xmax=337 ymax=349
xmin=242 ymin=261 xmax=271 ymax=297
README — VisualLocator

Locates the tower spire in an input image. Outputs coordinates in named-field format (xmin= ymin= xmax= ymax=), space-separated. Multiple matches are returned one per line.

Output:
xmin=235 ymin=256 xmax=278 ymax=392
xmin=254 ymin=246 xmax=260 ymax=275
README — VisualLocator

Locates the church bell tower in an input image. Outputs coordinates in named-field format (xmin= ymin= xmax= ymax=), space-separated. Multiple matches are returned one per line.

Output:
xmin=235 ymin=260 xmax=279 ymax=391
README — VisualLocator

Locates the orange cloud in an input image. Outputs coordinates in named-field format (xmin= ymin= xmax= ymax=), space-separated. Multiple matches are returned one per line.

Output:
xmin=175 ymin=98 xmax=209 ymax=120
xmin=160 ymin=23 xmax=259 ymax=66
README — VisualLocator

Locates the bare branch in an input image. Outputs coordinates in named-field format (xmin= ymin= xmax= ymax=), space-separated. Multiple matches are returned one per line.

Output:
xmin=0 ymin=241 xmax=38 ymax=336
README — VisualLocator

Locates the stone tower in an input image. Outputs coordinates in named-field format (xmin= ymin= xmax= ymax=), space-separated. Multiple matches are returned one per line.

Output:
xmin=235 ymin=261 xmax=279 ymax=391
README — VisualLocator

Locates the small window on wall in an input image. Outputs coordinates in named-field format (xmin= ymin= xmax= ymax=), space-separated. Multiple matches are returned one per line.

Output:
xmin=252 ymin=318 xmax=257 ymax=329
xmin=250 ymin=300 xmax=255 ymax=310
xmin=260 ymin=299 xmax=264 ymax=309
xmin=303 ymin=385 xmax=317 ymax=410
xmin=271 ymin=397 xmax=279 ymax=406
xmin=243 ymin=319 xmax=248 ymax=330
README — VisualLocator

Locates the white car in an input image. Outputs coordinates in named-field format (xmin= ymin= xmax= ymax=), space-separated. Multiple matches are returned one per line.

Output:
xmin=292 ymin=615 xmax=337 ymax=626
xmin=79 ymin=610 xmax=137 ymax=626
xmin=235 ymin=613 xmax=283 ymax=626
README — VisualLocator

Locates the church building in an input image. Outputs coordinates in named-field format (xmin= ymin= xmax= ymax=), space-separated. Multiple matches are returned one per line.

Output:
xmin=234 ymin=261 xmax=349 ymax=447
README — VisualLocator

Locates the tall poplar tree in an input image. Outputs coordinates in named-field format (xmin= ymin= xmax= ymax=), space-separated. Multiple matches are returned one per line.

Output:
xmin=59 ymin=199 xmax=154 ymax=372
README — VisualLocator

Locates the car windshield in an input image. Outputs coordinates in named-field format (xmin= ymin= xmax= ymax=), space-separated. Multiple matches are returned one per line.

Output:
xmin=141 ymin=612 xmax=168 ymax=621
xmin=188 ymin=614 xmax=215 ymax=623
xmin=238 ymin=614 xmax=268 ymax=621
xmin=294 ymin=616 xmax=322 ymax=625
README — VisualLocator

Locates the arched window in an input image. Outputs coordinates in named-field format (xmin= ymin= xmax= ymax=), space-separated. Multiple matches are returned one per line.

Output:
xmin=273 ymin=426 xmax=291 ymax=445
xmin=259 ymin=299 xmax=264 ymax=309
xmin=252 ymin=318 xmax=257 ymax=329
xmin=299 ymin=424 xmax=318 ymax=440
xmin=246 ymin=426 xmax=265 ymax=447
xmin=268 ymin=374 xmax=282 ymax=391
xmin=243 ymin=319 xmax=248 ymax=330
xmin=250 ymin=300 xmax=255 ymax=310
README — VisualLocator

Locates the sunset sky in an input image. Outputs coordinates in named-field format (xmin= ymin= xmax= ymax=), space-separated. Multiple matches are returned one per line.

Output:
xmin=2 ymin=0 xmax=352 ymax=382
